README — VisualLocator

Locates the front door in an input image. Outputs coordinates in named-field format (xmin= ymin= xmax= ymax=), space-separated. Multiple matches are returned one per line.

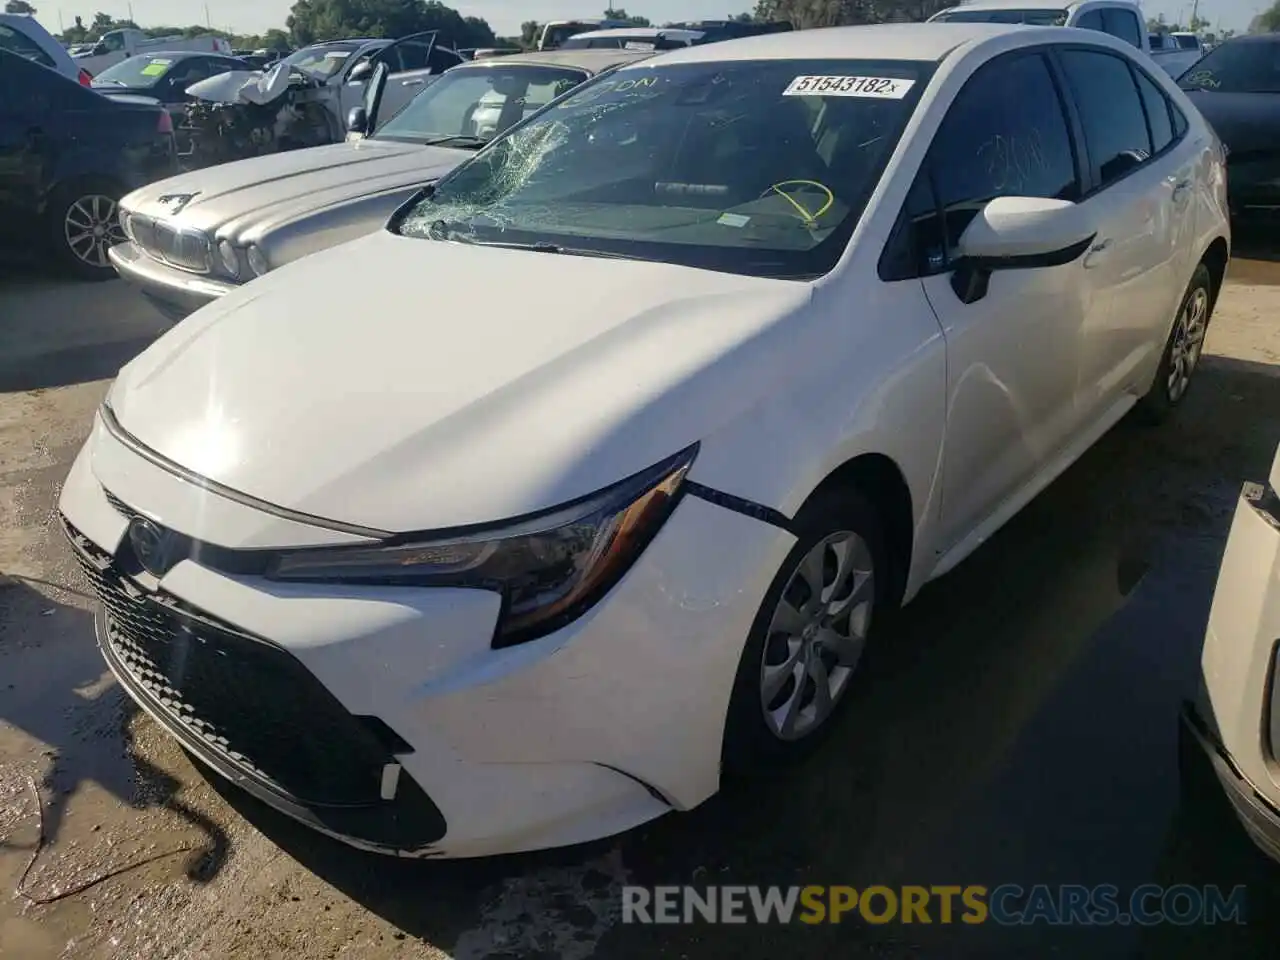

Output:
xmin=912 ymin=50 xmax=1097 ymax=552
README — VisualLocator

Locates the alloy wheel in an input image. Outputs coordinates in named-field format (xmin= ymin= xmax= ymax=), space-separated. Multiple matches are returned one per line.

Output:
xmin=1166 ymin=286 xmax=1209 ymax=403
xmin=64 ymin=194 xmax=125 ymax=269
xmin=759 ymin=530 xmax=875 ymax=741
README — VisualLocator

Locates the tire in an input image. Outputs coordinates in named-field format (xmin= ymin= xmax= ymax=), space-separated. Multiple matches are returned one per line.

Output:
xmin=46 ymin=178 xmax=127 ymax=281
xmin=722 ymin=486 xmax=888 ymax=775
xmin=1136 ymin=263 xmax=1214 ymax=424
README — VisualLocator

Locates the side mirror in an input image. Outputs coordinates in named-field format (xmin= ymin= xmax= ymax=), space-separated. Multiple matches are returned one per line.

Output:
xmin=347 ymin=106 xmax=368 ymax=135
xmin=951 ymin=196 xmax=1096 ymax=304
xmin=348 ymin=60 xmax=373 ymax=83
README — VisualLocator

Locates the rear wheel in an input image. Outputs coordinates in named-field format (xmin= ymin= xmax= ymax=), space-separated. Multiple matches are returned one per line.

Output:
xmin=1137 ymin=263 xmax=1213 ymax=423
xmin=722 ymin=487 xmax=886 ymax=774
xmin=47 ymin=179 xmax=127 ymax=281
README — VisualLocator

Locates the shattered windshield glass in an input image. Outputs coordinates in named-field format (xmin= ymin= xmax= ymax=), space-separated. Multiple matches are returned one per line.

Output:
xmin=396 ymin=58 xmax=931 ymax=280
xmin=375 ymin=64 xmax=588 ymax=145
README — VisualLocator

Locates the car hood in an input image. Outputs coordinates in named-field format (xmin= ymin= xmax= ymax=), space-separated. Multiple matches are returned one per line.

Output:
xmin=1182 ymin=90 xmax=1280 ymax=155
xmin=108 ymin=231 xmax=811 ymax=533
xmin=120 ymin=139 xmax=471 ymax=240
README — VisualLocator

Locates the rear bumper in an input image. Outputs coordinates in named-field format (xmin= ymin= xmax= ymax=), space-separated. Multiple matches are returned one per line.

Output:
xmin=108 ymin=241 xmax=234 ymax=321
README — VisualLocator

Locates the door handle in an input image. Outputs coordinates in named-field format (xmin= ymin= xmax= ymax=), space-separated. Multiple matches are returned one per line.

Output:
xmin=1083 ymin=237 xmax=1112 ymax=269
xmin=1171 ymin=179 xmax=1192 ymax=203
xmin=401 ymin=78 xmax=426 ymax=86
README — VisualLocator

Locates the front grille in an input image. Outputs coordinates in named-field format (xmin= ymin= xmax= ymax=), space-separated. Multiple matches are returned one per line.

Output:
xmin=129 ymin=214 xmax=212 ymax=274
xmin=66 ymin=521 xmax=397 ymax=808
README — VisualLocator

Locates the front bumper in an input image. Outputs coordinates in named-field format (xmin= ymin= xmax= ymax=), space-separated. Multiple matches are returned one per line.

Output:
xmin=58 ymin=416 xmax=795 ymax=858
xmin=108 ymin=242 xmax=235 ymax=322
xmin=1187 ymin=447 xmax=1280 ymax=865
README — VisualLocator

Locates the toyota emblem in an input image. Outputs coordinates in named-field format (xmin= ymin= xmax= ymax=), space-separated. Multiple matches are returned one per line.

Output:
xmin=127 ymin=516 xmax=171 ymax=577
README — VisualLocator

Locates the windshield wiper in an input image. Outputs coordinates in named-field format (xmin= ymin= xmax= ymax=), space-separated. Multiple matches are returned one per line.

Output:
xmin=443 ymin=234 xmax=658 ymax=262
xmin=420 ymin=134 xmax=489 ymax=149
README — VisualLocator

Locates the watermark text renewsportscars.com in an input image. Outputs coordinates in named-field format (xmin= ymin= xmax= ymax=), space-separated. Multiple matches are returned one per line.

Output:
xmin=621 ymin=884 xmax=1248 ymax=926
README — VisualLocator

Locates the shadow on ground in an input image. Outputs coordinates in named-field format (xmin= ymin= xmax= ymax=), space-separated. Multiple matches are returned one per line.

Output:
xmin=0 ymin=575 xmax=231 ymax=889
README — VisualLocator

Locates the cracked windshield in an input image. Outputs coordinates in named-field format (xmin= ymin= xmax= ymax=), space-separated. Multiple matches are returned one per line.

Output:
xmin=398 ymin=59 xmax=929 ymax=279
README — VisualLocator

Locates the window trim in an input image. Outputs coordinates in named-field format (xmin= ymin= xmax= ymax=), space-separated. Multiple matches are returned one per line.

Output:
xmin=1049 ymin=44 xmax=1189 ymax=199
xmin=877 ymin=46 xmax=1084 ymax=282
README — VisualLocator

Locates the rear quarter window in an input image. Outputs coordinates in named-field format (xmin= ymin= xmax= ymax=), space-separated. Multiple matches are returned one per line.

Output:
xmin=0 ymin=23 xmax=55 ymax=68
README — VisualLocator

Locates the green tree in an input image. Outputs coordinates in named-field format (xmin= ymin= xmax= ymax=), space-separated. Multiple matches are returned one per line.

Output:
xmin=3 ymin=1 xmax=37 ymax=14
xmin=604 ymin=7 xmax=652 ymax=26
xmin=287 ymin=0 xmax=494 ymax=47
xmin=519 ymin=19 xmax=540 ymax=48
xmin=263 ymin=27 xmax=292 ymax=49
xmin=1252 ymin=0 xmax=1280 ymax=30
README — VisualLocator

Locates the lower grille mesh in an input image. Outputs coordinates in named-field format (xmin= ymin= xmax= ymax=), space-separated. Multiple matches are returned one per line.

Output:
xmin=65 ymin=520 xmax=394 ymax=807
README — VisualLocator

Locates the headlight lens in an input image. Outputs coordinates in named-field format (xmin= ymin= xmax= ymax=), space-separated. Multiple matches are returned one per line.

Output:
xmin=246 ymin=244 xmax=269 ymax=277
xmin=217 ymin=240 xmax=240 ymax=278
xmin=267 ymin=445 xmax=698 ymax=647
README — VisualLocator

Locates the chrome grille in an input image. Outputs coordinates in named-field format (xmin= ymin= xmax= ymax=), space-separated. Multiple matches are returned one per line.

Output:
xmin=129 ymin=214 xmax=212 ymax=274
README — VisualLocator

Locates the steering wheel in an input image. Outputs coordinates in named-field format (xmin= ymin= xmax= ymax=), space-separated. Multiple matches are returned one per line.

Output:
xmin=757 ymin=180 xmax=835 ymax=226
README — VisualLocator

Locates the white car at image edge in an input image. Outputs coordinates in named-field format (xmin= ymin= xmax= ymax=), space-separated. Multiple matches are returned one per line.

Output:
xmin=60 ymin=23 xmax=1229 ymax=859
xmin=1183 ymin=443 xmax=1280 ymax=864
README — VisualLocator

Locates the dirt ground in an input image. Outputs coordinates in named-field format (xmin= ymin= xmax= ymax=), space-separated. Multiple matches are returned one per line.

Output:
xmin=2 ymin=248 xmax=1280 ymax=960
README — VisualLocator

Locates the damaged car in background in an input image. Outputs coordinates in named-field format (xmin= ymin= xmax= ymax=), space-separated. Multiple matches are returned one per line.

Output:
xmin=179 ymin=32 xmax=465 ymax=168
xmin=110 ymin=49 xmax=653 ymax=320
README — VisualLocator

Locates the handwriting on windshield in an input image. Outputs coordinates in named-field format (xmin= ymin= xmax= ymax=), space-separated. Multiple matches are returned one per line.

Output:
xmin=975 ymin=128 xmax=1049 ymax=194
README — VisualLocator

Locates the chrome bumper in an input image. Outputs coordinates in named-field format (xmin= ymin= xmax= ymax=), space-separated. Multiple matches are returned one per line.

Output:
xmin=109 ymin=242 xmax=236 ymax=322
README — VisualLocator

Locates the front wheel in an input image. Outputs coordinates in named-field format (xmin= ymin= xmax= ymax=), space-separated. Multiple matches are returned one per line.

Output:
xmin=1137 ymin=263 xmax=1213 ymax=423
xmin=722 ymin=487 xmax=885 ymax=774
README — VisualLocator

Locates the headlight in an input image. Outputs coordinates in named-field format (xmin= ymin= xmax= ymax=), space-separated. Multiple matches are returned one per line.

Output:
xmin=246 ymin=244 xmax=269 ymax=277
xmin=217 ymin=240 xmax=240 ymax=278
xmin=267 ymin=445 xmax=698 ymax=647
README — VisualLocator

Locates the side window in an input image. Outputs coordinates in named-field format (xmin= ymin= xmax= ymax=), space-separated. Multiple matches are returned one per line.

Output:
xmin=395 ymin=41 xmax=430 ymax=72
xmin=928 ymin=53 xmax=1079 ymax=257
xmin=1133 ymin=68 xmax=1174 ymax=153
xmin=0 ymin=25 xmax=56 ymax=68
xmin=101 ymin=32 xmax=125 ymax=53
xmin=1074 ymin=9 xmax=1105 ymax=32
xmin=427 ymin=46 xmax=462 ymax=74
xmin=1102 ymin=9 xmax=1144 ymax=49
xmin=879 ymin=176 xmax=944 ymax=281
xmin=166 ymin=59 xmax=214 ymax=89
xmin=0 ymin=50 xmax=57 ymax=113
xmin=1059 ymin=49 xmax=1153 ymax=189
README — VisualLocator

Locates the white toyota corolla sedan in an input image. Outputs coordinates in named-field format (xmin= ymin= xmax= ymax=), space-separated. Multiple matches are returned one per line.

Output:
xmin=61 ymin=23 xmax=1229 ymax=858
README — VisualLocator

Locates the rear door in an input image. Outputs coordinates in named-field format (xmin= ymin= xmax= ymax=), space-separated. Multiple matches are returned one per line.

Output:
xmin=1052 ymin=45 xmax=1191 ymax=420
xmin=0 ymin=51 xmax=58 ymax=244
xmin=906 ymin=49 xmax=1093 ymax=551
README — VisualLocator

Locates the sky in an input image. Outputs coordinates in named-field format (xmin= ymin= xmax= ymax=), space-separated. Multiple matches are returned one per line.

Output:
xmin=32 ymin=0 xmax=1271 ymax=40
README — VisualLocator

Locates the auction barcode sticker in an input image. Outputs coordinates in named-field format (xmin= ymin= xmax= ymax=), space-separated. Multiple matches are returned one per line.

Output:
xmin=782 ymin=75 xmax=915 ymax=98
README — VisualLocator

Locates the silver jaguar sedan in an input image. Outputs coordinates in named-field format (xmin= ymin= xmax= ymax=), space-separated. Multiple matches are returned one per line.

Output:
xmin=108 ymin=49 xmax=650 ymax=320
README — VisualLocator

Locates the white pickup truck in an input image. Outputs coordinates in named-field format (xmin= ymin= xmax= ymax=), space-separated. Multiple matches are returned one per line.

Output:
xmin=930 ymin=1 xmax=1204 ymax=76
xmin=72 ymin=28 xmax=232 ymax=78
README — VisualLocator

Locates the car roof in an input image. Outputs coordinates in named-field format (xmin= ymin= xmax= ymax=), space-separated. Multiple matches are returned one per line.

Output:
xmin=567 ymin=27 xmax=705 ymax=40
xmin=125 ymin=50 xmax=240 ymax=60
xmin=642 ymin=22 xmax=1027 ymax=65
xmin=452 ymin=48 xmax=654 ymax=73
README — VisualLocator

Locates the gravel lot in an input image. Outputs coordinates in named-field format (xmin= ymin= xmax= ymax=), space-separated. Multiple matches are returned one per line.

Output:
xmin=2 ymin=250 xmax=1280 ymax=960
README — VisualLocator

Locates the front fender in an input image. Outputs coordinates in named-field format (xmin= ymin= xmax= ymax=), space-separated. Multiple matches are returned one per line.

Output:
xmin=688 ymin=274 xmax=948 ymax=602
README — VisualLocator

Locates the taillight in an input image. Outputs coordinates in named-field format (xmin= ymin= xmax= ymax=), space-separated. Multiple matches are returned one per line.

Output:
xmin=78 ymin=68 xmax=93 ymax=86
xmin=157 ymin=110 xmax=174 ymax=135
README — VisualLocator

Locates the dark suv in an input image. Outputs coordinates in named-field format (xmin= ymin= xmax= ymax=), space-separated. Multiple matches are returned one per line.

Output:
xmin=0 ymin=49 xmax=178 ymax=279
